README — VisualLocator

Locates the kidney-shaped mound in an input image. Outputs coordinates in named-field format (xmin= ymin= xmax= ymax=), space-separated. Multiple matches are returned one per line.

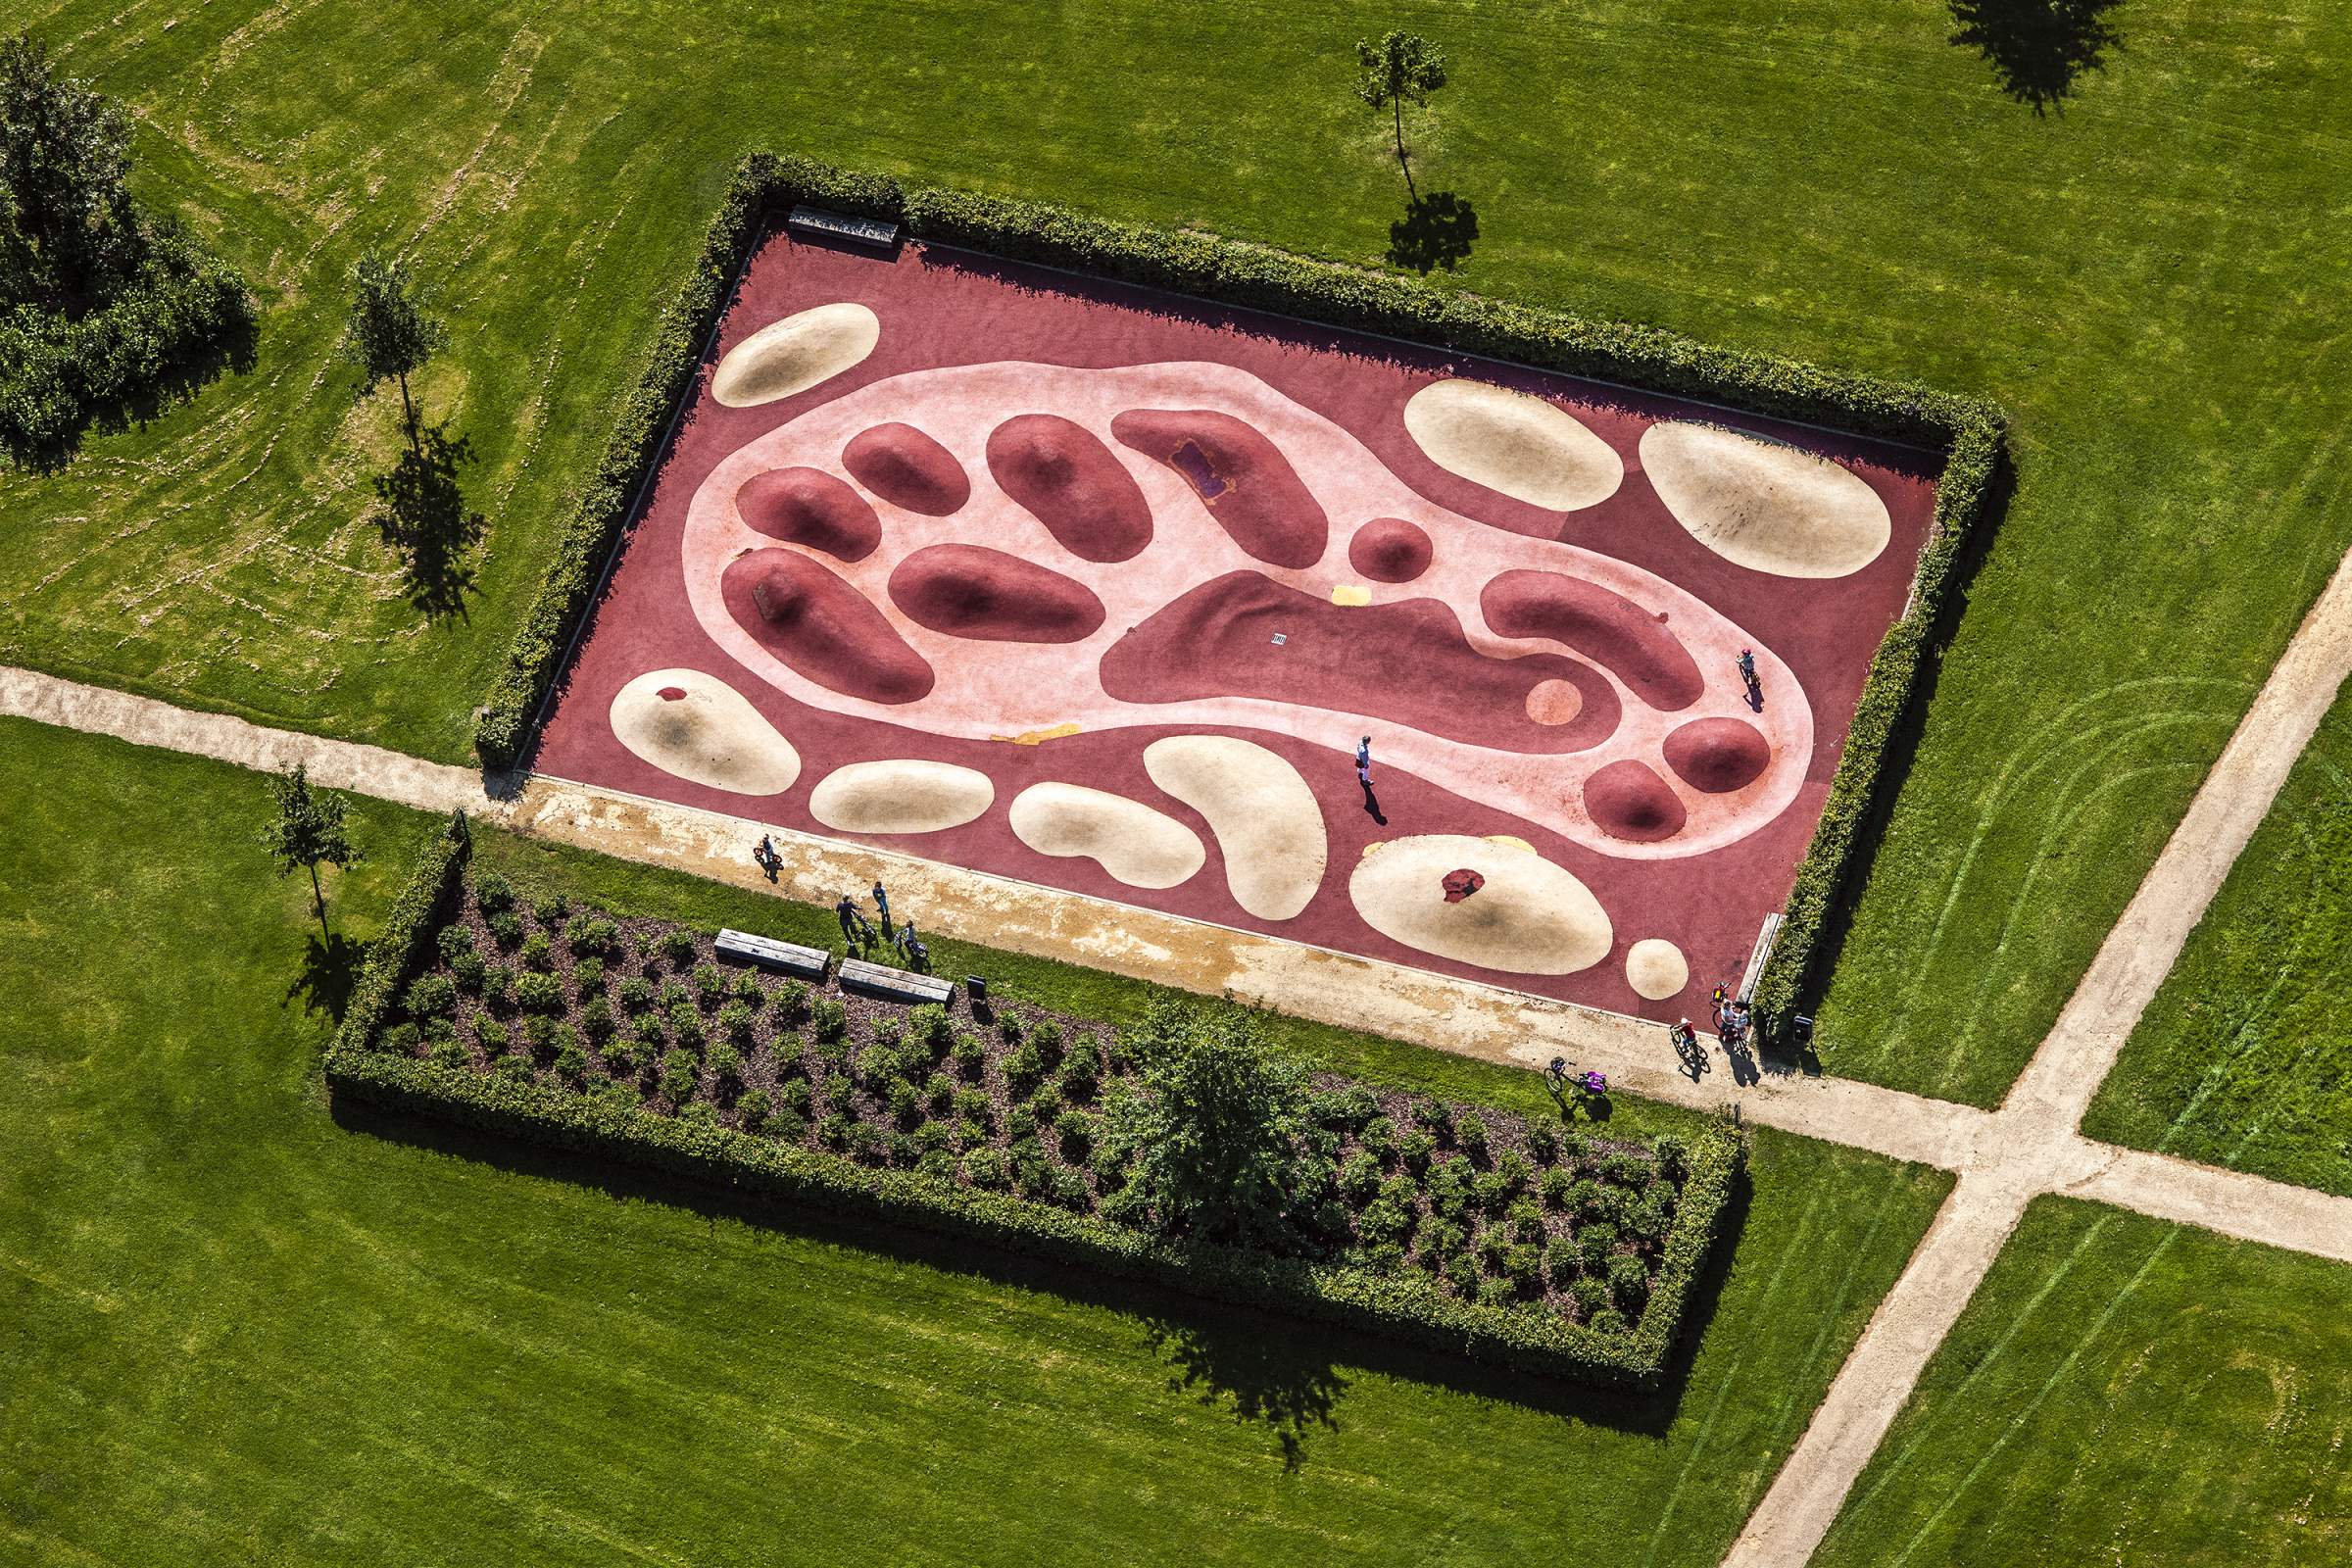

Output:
xmin=843 ymin=422 xmax=970 ymax=515
xmin=1639 ymin=420 xmax=1890 ymax=578
xmin=986 ymin=414 xmax=1152 ymax=563
xmin=1584 ymin=760 xmax=1689 ymax=843
xmin=1112 ymin=409 xmax=1328 ymax=568
xmin=1348 ymin=517 xmax=1434 ymax=583
xmin=608 ymin=668 xmax=801 ymax=797
xmin=1481 ymin=569 xmax=1705 ymax=712
xmin=887 ymin=544 xmax=1106 ymax=644
xmin=1102 ymin=571 xmax=1620 ymax=755
xmin=1008 ymin=782 xmax=1204 ymax=889
xmin=720 ymin=548 xmax=935 ymax=705
xmin=1402 ymin=378 xmax=1624 ymax=512
xmin=1348 ymin=834 xmax=1612 ymax=976
xmin=1663 ymin=716 xmax=1772 ymax=794
xmin=1144 ymin=736 xmax=1327 ymax=920
xmin=734 ymin=466 xmax=882 ymax=562
xmin=710 ymin=302 xmax=879 ymax=408
xmin=808 ymin=760 xmax=994 ymax=834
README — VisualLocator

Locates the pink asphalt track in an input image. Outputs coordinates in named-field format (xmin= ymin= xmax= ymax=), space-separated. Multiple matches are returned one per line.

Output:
xmin=533 ymin=232 xmax=1941 ymax=1017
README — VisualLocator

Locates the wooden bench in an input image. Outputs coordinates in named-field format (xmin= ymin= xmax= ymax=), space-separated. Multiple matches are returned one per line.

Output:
xmin=1736 ymin=911 xmax=1784 ymax=1005
xmin=839 ymin=956 xmax=954 ymax=1006
xmin=785 ymin=204 xmax=900 ymax=251
xmin=715 ymin=928 xmax=831 ymax=981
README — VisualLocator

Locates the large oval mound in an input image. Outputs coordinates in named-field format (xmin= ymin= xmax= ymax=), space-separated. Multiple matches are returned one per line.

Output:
xmin=1144 ymin=736 xmax=1327 ymax=920
xmin=1348 ymin=834 xmax=1612 ymax=975
xmin=1112 ymin=409 xmax=1328 ymax=568
xmin=1482 ymin=569 xmax=1704 ymax=711
xmin=1640 ymin=421 xmax=1890 ymax=578
xmin=1348 ymin=517 xmax=1434 ymax=583
xmin=608 ymin=668 xmax=800 ymax=796
xmin=1008 ymin=783 xmax=1204 ymax=889
xmin=720 ymin=548 xmax=935 ymax=704
xmin=710 ymin=303 xmax=878 ymax=408
xmin=887 ymin=544 xmax=1106 ymax=644
xmin=1584 ymin=760 xmax=1688 ymax=843
xmin=1663 ymin=716 xmax=1772 ymax=794
xmin=1402 ymin=379 xmax=1623 ymax=512
xmin=843 ymin=422 xmax=970 ymax=515
xmin=808 ymin=760 xmax=994 ymax=834
xmin=986 ymin=414 xmax=1153 ymax=563
xmin=734 ymin=466 xmax=882 ymax=561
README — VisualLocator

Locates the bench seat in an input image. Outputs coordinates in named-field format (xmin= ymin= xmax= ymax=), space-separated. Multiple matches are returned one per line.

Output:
xmin=785 ymin=204 xmax=900 ymax=250
xmin=715 ymin=928 xmax=831 ymax=981
xmin=838 ymin=956 xmax=954 ymax=1006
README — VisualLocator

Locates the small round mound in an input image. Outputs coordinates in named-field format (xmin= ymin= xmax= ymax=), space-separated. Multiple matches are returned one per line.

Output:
xmin=1348 ymin=517 xmax=1434 ymax=583
xmin=1584 ymin=760 xmax=1688 ymax=843
xmin=887 ymin=544 xmax=1106 ymax=644
xmin=1624 ymin=938 xmax=1690 ymax=1001
xmin=734 ymin=466 xmax=883 ymax=561
xmin=843 ymin=422 xmax=970 ymax=515
xmin=1663 ymin=716 xmax=1772 ymax=794
xmin=986 ymin=414 xmax=1153 ymax=563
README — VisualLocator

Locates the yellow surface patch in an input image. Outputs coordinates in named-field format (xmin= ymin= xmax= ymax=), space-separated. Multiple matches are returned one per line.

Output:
xmin=1331 ymin=584 xmax=1372 ymax=607
xmin=991 ymin=721 xmax=1083 ymax=746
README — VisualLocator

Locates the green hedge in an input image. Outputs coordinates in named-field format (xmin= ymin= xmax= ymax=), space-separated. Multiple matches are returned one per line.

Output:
xmin=327 ymin=819 xmax=1746 ymax=1389
xmin=471 ymin=154 xmax=2008 ymax=1030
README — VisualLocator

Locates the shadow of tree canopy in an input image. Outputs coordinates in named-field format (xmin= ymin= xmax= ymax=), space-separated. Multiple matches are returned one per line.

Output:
xmin=1142 ymin=1307 xmax=1348 ymax=1471
xmin=369 ymin=420 xmax=486 ymax=620
xmin=1387 ymin=190 xmax=1479 ymax=274
xmin=285 ymin=928 xmax=367 ymax=1021
xmin=1948 ymin=0 xmax=2124 ymax=112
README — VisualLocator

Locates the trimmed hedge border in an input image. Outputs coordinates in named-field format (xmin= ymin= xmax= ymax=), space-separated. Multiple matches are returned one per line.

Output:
xmin=471 ymin=152 xmax=2010 ymax=1031
xmin=326 ymin=818 xmax=1746 ymax=1389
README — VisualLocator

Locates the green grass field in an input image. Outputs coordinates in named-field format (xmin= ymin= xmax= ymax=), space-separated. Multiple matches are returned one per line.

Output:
xmin=0 ymin=1 xmax=2347 ymax=1102
xmin=2082 ymin=686 xmax=2352 ymax=1197
xmin=1813 ymin=1198 xmax=2352 ymax=1567
xmin=0 ymin=715 xmax=1953 ymax=1564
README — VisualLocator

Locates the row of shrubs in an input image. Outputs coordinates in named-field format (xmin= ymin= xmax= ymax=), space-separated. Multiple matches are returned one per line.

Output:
xmin=402 ymin=866 xmax=1692 ymax=1322
xmin=0 ymin=220 xmax=253 ymax=462
xmin=328 ymin=817 xmax=1745 ymax=1387
xmin=467 ymin=153 xmax=2009 ymax=1033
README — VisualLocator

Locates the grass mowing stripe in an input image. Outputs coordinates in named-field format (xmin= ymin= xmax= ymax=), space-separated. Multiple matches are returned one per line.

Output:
xmin=1884 ymin=1231 xmax=2180 ymax=1568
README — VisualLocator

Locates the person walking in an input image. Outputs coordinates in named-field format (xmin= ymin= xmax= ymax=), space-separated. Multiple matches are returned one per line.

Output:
xmin=835 ymin=894 xmax=864 ymax=946
xmin=1355 ymin=735 xmax=1373 ymax=784
xmin=756 ymin=834 xmax=779 ymax=882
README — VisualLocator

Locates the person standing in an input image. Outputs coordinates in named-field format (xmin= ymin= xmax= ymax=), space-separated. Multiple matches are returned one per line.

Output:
xmin=1355 ymin=735 xmax=1373 ymax=784
xmin=835 ymin=894 xmax=862 ymax=946
xmin=871 ymin=878 xmax=892 ymax=937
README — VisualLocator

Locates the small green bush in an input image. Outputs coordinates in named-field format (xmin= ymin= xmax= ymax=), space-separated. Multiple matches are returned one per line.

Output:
xmin=962 ymin=1146 xmax=1011 ymax=1191
xmin=533 ymin=894 xmax=570 ymax=927
xmin=471 ymin=1017 xmax=508 ymax=1054
xmin=1338 ymin=1150 xmax=1383 ymax=1204
xmin=738 ymin=1089 xmax=773 ymax=1134
xmin=1525 ymin=1123 xmax=1560 ymax=1165
xmin=1359 ymin=1115 xmax=1397 ymax=1161
xmin=518 ymin=931 xmax=555 ymax=972
xmin=435 ymin=924 xmax=476 ymax=963
xmin=1579 ymin=1223 xmax=1620 ymax=1273
xmin=691 ymin=963 xmax=725 ymax=1006
xmin=716 ymin=999 xmax=755 ymax=1044
xmin=1054 ymin=1108 xmax=1094 ymax=1161
xmin=428 ymin=1035 xmax=469 ymax=1070
xmin=1541 ymin=1166 xmax=1575 ymax=1211
xmin=580 ymin=995 xmax=615 ymax=1042
xmin=513 ymin=971 xmax=563 ymax=1014
xmin=953 ymin=1031 xmax=986 ymax=1080
xmin=404 ymin=974 xmax=457 ymax=1020
xmin=494 ymin=1053 xmax=534 ymax=1085
xmin=1455 ymin=1111 xmax=1491 ymax=1165
xmin=657 ymin=929 xmax=696 ymax=968
xmin=471 ymin=870 xmax=514 ymax=912
xmin=566 ymin=915 xmax=618 ymax=957
xmin=657 ymin=1049 xmax=699 ymax=1103
xmin=486 ymin=910 xmax=523 ymax=950
xmin=811 ymin=998 xmax=847 ymax=1044
xmin=774 ymin=979 xmax=811 ymax=1023
xmin=1399 ymin=1129 xmax=1437 ymax=1175
xmin=571 ymin=956 xmax=606 ymax=995
xmin=616 ymin=976 xmax=655 ymax=1014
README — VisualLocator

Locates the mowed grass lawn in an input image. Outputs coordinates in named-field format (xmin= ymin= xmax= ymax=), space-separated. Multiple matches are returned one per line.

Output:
xmin=1813 ymin=1199 xmax=2352 ymax=1567
xmin=2082 ymin=685 xmax=2352 ymax=1197
xmin=1 ymin=3 xmax=2349 ymax=1103
xmin=0 ymin=716 xmax=1952 ymax=1565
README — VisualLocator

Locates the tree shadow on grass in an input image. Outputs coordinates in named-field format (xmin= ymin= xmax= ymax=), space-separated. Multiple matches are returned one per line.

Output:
xmin=285 ymin=929 xmax=367 ymax=1021
xmin=331 ymin=1092 xmax=1753 ymax=1463
xmin=370 ymin=420 xmax=487 ymax=622
xmin=1948 ymin=0 xmax=2124 ymax=113
xmin=1387 ymin=190 xmax=1479 ymax=275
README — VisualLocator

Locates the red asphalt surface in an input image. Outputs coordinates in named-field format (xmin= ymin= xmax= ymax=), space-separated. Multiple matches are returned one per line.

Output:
xmin=535 ymin=232 xmax=1940 ymax=1017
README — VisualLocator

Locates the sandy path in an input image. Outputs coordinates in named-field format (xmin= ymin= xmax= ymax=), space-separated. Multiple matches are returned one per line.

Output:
xmin=1722 ymin=541 xmax=2352 ymax=1566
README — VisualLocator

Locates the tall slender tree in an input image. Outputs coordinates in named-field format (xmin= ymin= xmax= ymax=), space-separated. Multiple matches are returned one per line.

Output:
xmin=258 ymin=763 xmax=360 ymax=936
xmin=1353 ymin=30 xmax=1449 ymax=189
xmin=340 ymin=249 xmax=442 ymax=450
xmin=0 ymin=30 xmax=137 ymax=302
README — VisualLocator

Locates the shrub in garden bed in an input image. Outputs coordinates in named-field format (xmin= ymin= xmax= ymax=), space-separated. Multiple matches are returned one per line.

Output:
xmin=327 ymin=823 xmax=1745 ymax=1388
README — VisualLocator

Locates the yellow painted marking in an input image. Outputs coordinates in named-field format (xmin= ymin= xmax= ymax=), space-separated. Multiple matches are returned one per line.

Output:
xmin=1484 ymin=834 xmax=1537 ymax=855
xmin=1331 ymin=584 xmax=1372 ymax=607
xmin=990 ymin=721 xmax=1083 ymax=747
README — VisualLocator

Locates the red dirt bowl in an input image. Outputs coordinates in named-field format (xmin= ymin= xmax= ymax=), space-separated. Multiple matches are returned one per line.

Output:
xmin=1111 ymin=408 xmax=1329 ymax=568
xmin=842 ymin=422 xmax=971 ymax=515
xmin=887 ymin=543 xmax=1108 ymax=644
xmin=1349 ymin=517 xmax=1435 ymax=583
xmin=1662 ymin=716 xmax=1773 ymax=794
xmin=734 ymin=466 xmax=884 ymax=561
xmin=1583 ymin=759 xmax=1690 ymax=843
xmin=720 ymin=548 xmax=936 ymax=704
xmin=985 ymin=414 xmax=1154 ymax=563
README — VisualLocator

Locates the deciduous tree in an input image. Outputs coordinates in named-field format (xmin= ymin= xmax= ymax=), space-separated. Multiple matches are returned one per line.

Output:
xmin=340 ymin=249 xmax=443 ymax=449
xmin=1354 ymin=30 xmax=1448 ymax=186
xmin=258 ymin=763 xmax=360 ymax=936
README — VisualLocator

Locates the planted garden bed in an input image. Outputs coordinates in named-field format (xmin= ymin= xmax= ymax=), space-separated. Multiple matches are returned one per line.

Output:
xmin=328 ymin=820 xmax=1743 ymax=1386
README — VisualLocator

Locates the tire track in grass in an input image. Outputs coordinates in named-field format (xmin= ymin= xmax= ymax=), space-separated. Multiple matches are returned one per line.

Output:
xmin=1883 ymin=1228 xmax=2180 ymax=1568
xmin=1639 ymin=1182 xmax=1838 ymax=1568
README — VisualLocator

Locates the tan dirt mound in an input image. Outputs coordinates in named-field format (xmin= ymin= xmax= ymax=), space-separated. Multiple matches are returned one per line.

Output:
xmin=1639 ymin=420 xmax=1890 ymax=578
xmin=1348 ymin=834 xmax=1612 ymax=975
xmin=608 ymin=668 xmax=801 ymax=796
xmin=1624 ymin=938 xmax=1690 ymax=1000
xmin=710 ymin=302 xmax=879 ymax=408
xmin=807 ymin=760 xmax=993 ymax=834
xmin=1402 ymin=379 xmax=1623 ymax=512
xmin=1144 ymin=736 xmax=1327 ymax=919
xmin=1007 ymin=782 xmax=1204 ymax=889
